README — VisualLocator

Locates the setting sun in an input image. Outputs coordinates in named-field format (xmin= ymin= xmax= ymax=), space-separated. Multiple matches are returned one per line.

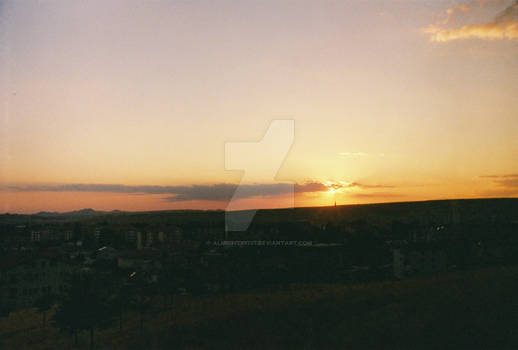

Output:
xmin=1 ymin=0 xmax=517 ymax=214
xmin=2 ymin=2 xmax=518 ymax=348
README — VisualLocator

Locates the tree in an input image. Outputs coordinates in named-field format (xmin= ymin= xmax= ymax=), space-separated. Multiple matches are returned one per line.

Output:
xmin=34 ymin=292 xmax=55 ymax=327
xmin=129 ymin=271 xmax=159 ymax=333
xmin=53 ymin=273 xmax=114 ymax=349
xmin=107 ymin=281 xmax=135 ymax=332
xmin=158 ymin=264 xmax=184 ymax=323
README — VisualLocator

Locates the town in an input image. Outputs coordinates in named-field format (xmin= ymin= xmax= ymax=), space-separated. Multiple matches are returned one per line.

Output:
xmin=1 ymin=199 xmax=518 ymax=348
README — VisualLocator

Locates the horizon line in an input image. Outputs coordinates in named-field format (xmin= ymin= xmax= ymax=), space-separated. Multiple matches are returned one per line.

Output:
xmin=2 ymin=196 xmax=517 ymax=216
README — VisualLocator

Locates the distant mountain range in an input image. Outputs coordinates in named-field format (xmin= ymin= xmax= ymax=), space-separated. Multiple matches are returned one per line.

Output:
xmin=1 ymin=198 xmax=517 ymax=226
xmin=34 ymin=208 xmax=123 ymax=217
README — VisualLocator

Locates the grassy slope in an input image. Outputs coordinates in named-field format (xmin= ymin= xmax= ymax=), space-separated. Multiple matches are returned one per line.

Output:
xmin=1 ymin=265 xmax=518 ymax=349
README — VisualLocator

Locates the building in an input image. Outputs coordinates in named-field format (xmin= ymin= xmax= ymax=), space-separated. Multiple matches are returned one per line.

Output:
xmin=30 ymin=231 xmax=41 ymax=242
xmin=30 ymin=229 xmax=71 ymax=243
xmin=135 ymin=230 xmax=181 ymax=249
xmin=123 ymin=230 xmax=138 ymax=247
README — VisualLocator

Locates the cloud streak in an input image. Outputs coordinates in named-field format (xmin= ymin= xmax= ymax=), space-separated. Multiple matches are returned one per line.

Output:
xmin=424 ymin=0 xmax=518 ymax=42
xmin=3 ymin=182 xmax=330 ymax=202
xmin=3 ymin=181 xmax=395 ymax=202
xmin=339 ymin=152 xmax=386 ymax=157
xmin=347 ymin=192 xmax=404 ymax=199
xmin=481 ymin=174 xmax=518 ymax=188
xmin=166 ymin=182 xmax=330 ymax=202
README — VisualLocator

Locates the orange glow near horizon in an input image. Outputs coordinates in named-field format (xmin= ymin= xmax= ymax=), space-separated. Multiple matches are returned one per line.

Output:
xmin=2 ymin=179 xmax=514 ymax=214
xmin=1 ymin=1 xmax=518 ymax=213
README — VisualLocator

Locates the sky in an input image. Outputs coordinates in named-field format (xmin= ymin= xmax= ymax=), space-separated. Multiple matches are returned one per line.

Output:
xmin=1 ymin=0 xmax=518 ymax=213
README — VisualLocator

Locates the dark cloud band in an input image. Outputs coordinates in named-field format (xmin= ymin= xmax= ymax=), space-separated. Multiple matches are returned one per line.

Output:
xmin=4 ymin=182 xmax=326 ymax=202
xmin=481 ymin=174 xmax=518 ymax=189
xmin=3 ymin=181 xmax=394 ymax=202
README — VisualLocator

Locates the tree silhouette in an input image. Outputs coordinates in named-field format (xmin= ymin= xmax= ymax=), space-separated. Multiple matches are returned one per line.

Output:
xmin=34 ymin=292 xmax=55 ymax=327
xmin=53 ymin=273 xmax=114 ymax=349
xmin=109 ymin=282 xmax=134 ymax=332
xmin=158 ymin=264 xmax=184 ymax=323
xmin=127 ymin=270 xmax=159 ymax=333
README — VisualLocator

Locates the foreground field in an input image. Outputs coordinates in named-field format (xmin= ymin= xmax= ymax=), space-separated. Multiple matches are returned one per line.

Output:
xmin=2 ymin=265 xmax=518 ymax=349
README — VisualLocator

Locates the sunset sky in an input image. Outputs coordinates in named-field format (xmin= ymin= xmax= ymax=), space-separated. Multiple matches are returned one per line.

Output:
xmin=1 ymin=0 xmax=518 ymax=213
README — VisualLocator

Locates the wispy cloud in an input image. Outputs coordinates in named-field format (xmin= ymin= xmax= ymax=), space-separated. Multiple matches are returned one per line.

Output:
xmin=424 ymin=0 xmax=518 ymax=42
xmin=441 ymin=3 xmax=474 ymax=25
xmin=339 ymin=152 xmax=385 ymax=157
xmin=480 ymin=189 xmax=518 ymax=196
xmin=3 ymin=182 xmax=330 ymax=202
xmin=339 ymin=152 xmax=369 ymax=157
xmin=480 ymin=173 xmax=518 ymax=178
xmin=322 ymin=181 xmax=395 ymax=192
xmin=347 ymin=192 xmax=403 ymax=199
xmin=3 ymin=180 xmax=395 ymax=202
xmin=346 ymin=182 xmax=395 ymax=189
xmin=481 ymin=174 xmax=518 ymax=188
xmin=166 ymin=182 xmax=330 ymax=202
